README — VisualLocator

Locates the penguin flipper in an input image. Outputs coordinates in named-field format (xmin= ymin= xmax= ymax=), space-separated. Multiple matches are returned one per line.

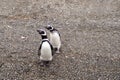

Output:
xmin=38 ymin=44 xmax=42 ymax=56
xmin=51 ymin=44 xmax=54 ymax=56
xmin=48 ymin=41 xmax=54 ymax=56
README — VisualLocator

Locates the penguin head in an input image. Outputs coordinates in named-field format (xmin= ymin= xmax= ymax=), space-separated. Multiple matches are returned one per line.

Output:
xmin=37 ymin=29 xmax=46 ymax=36
xmin=45 ymin=25 xmax=54 ymax=31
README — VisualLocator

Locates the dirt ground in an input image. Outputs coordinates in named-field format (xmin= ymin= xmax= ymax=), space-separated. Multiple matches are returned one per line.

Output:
xmin=0 ymin=0 xmax=120 ymax=80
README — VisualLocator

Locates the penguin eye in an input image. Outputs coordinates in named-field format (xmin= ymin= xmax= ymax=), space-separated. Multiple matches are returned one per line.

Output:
xmin=48 ymin=26 xmax=52 ymax=30
xmin=50 ymin=27 xmax=52 ymax=29
xmin=41 ymin=31 xmax=45 ymax=34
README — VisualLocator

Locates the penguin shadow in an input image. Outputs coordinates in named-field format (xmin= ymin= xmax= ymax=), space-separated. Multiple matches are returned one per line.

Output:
xmin=36 ymin=47 xmax=63 ymax=68
xmin=36 ymin=61 xmax=58 ymax=79
xmin=35 ymin=51 xmax=63 ymax=79
xmin=36 ymin=53 xmax=61 ymax=68
xmin=36 ymin=60 xmax=50 ymax=68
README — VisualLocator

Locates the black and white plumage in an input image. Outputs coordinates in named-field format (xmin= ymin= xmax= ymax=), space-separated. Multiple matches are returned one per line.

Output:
xmin=37 ymin=29 xmax=53 ymax=66
xmin=45 ymin=25 xmax=61 ymax=53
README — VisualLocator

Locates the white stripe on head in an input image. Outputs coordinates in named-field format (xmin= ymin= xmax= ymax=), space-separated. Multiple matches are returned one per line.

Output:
xmin=47 ymin=25 xmax=53 ymax=30
xmin=40 ymin=29 xmax=47 ymax=36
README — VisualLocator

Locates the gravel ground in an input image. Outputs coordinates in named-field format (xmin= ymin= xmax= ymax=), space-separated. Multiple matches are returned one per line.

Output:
xmin=0 ymin=0 xmax=120 ymax=80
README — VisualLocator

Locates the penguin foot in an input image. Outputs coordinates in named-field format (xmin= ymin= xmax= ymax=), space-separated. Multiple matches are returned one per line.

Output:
xmin=40 ymin=62 xmax=44 ymax=67
xmin=45 ymin=63 xmax=50 ymax=67
xmin=43 ymin=61 xmax=50 ymax=67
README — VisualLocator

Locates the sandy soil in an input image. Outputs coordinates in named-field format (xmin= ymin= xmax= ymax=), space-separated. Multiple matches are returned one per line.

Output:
xmin=0 ymin=0 xmax=120 ymax=80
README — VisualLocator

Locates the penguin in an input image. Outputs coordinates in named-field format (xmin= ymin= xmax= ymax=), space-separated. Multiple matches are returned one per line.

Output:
xmin=37 ymin=29 xmax=53 ymax=66
xmin=45 ymin=25 xmax=61 ymax=53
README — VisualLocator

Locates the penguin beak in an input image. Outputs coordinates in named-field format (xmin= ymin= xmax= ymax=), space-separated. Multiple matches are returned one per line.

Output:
xmin=45 ymin=26 xmax=48 ymax=29
xmin=37 ymin=29 xmax=41 ymax=34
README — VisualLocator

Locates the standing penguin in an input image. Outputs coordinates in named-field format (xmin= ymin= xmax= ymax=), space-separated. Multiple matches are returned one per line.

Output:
xmin=45 ymin=25 xmax=61 ymax=53
xmin=37 ymin=29 xmax=53 ymax=66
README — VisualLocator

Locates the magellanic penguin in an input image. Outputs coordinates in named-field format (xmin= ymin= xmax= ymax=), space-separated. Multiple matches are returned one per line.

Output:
xmin=37 ymin=29 xmax=53 ymax=66
xmin=45 ymin=25 xmax=61 ymax=53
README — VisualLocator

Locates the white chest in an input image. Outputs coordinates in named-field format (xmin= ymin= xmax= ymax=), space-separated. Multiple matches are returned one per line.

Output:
xmin=50 ymin=32 xmax=61 ymax=47
xmin=40 ymin=42 xmax=52 ymax=61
